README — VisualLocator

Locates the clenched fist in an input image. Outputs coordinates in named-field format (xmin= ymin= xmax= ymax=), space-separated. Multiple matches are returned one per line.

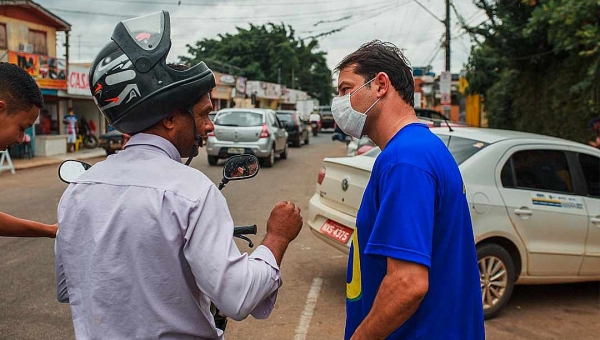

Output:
xmin=262 ymin=201 xmax=303 ymax=265
xmin=266 ymin=201 xmax=303 ymax=243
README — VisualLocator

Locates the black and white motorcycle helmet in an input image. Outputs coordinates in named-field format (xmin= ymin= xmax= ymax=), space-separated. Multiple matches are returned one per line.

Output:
xmin=89 ymin=11 xmax=215 ymax=135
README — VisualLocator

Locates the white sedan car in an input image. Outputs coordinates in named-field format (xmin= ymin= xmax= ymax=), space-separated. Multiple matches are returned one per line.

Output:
xmin=308 ymin=127 xmax=600 ymax=319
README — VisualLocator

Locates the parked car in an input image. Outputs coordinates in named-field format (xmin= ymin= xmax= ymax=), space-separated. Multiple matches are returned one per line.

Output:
xmin=415 ymin=108 xmax=448 ymax=121
xmin=318 ymin=106 xmax=335 ymax=129
xmin=206 ymin=108 xmax=288 ymax=167
xmin=276 ymin=110 xmax=309 ymax=147
xmin=98 ymin=130 xmax=126 ymax=155
xmin=343 ymin=118 xmax=460 ymax=157
xmin=308 ymin=127 xmax=600 ymax=319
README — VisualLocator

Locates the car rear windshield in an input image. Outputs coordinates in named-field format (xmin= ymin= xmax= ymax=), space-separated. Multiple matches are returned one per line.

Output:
xmin=363 ymin=135 xmax=488 ymax=164
xmin=276 ymin=113 xmax=293 ymax=122
xmin=215 ymin=111 xmax=263 ymax=127
xmin=435 ymin=134 xmax=488 ymax=164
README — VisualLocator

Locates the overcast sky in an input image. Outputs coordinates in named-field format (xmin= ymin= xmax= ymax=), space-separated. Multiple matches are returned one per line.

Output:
xmin=37 ymin=0 xmax=486 ymax=78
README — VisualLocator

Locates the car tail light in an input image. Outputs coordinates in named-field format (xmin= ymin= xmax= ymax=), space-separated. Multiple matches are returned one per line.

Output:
xmin=317 ymin=167 xmax=326 ymax=185
xmin=259 ymin=123 xmax=270 ymax=138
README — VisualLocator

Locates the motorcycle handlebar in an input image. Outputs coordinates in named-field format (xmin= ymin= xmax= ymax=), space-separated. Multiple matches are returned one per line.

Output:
xmin=233 ymin=225 xmax=257 ymax=236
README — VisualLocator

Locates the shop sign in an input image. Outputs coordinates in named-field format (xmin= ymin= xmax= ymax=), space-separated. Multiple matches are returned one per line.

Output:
xmin=236 ymin=77 xmax=246 ymax=95
xmin=67 ymin=65 xmax=91 ymax=96
xmin=9 ymin=51 xmax=67 ymax=90
xmin=220 ymin=74 xmax=235 ymax=85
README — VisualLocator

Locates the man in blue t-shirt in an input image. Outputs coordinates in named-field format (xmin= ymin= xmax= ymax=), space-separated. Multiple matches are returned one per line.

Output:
xmin=331 ymin=40 xmax=484 ymax=339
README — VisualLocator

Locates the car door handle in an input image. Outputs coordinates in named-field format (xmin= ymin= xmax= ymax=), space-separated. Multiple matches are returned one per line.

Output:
xmin=515 ymin=208 xmax=533 ymax=216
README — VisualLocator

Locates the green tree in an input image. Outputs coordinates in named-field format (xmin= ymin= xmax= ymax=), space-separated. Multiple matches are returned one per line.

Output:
xmin=465 ymin=0 xmax=599 ymax=142
xmin=180 ymin=23 xmax=332 ymax=105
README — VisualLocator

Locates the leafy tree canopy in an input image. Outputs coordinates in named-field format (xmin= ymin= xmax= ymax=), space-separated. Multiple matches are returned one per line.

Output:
xmin=180 ymin=23 xmax=333 ymax=105
xmin=465 ymin=0 xmax=599 ymax=142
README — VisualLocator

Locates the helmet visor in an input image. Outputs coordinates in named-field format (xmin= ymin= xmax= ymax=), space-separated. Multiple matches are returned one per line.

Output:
xmin=122 ymin=11 xmax=165 ymax=51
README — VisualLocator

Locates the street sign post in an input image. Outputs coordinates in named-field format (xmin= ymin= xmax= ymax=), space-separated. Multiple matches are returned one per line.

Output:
xmin=440 ymin=71 xmax=452 ymax=117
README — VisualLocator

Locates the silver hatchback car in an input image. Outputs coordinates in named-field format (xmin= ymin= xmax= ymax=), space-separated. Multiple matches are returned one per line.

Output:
xmin=206 ymin=108 xmax=289 ymax=167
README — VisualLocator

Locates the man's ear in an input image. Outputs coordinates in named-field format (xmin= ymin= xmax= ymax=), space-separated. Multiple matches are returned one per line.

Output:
xmin=374 ymin=72 xmax=390 ymax=98
xmin=162 ymin=112 xmax=178 ymax=130
xmin=0 ymin=100 xmax=7 ymax=114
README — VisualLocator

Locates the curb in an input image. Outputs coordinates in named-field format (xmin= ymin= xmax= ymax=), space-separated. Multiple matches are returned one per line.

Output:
xmin=11 ymin=149 xmax=107 ymax=171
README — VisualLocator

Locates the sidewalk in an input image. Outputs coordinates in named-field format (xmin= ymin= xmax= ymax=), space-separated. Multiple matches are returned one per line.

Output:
xmin=10 ymin=148 xmax=107 ymax=170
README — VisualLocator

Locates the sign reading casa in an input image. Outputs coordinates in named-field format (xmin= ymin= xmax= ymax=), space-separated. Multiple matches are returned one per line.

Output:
xmin=68 ymin=65 xmax=91 ymax=96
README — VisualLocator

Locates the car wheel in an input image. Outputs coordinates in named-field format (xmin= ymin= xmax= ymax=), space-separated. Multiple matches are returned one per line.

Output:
xmin=477 ymin=243 xmax=515 ymax=320
xmin=207 ymin=155 xmax=218 ymax=166
xmin=280 ymin=144 xmax=288 ymax=159
xmin=261 ymin=148 xmax=275 ymax=167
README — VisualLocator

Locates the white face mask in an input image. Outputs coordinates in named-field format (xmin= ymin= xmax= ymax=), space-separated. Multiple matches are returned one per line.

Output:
xmin=331 ymin=77 xmax=380 ymax=138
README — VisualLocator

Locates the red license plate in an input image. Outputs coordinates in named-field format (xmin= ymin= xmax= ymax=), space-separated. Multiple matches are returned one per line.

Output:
xmin=320 ymin=219 xmax=353 ymax=244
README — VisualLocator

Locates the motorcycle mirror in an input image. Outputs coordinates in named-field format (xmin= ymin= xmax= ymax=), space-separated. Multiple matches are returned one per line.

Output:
xmin=218 ymin=155 xmax=260 ymax=190
xmin=58 ymin=160 xmax=92 ymax=184
xmin=223 ymin=154 xmax=260 ymax=181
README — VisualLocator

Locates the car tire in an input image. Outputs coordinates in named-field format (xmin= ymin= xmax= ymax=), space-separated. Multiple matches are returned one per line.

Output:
xmin=477 ymin=243 xmax=515 ymax=320
xmin=280 ymin=144 xmax=288 ymax=159
xmin=261 ymin=148 xmax=275 ymax=167
xmin=207 ymin=155 xmax=218 ymax=166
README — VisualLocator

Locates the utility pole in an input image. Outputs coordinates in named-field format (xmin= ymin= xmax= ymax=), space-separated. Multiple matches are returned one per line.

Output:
xmin=445 ymin=0 xmax=451 ymax=72
xmin=443 ymin=0 xmax=452 ymax=120
xmin=78 ymin=34 xmax=82 ymax=61
xmin=277 ymin=67 xmax=281 ymax=85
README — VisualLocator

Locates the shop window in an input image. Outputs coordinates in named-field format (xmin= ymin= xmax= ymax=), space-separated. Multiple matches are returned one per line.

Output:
xmin=28 ymin=29 xmax=47 ymax=55
xmin=0 ymin=24 xmax=7 ymax=49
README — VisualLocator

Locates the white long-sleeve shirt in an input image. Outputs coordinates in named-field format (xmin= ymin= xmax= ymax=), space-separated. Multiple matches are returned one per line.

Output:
xmin=55 ymin=133 xmax=281 ymax=339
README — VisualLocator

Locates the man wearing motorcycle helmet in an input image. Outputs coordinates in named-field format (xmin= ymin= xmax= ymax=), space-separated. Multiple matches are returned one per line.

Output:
xmin=55 ymin=12 xmax=303 ymax=339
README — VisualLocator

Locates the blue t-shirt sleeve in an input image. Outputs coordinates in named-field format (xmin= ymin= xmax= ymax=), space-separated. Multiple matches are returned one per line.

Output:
xmin=364 ymin=163 xmax=436 ymax=268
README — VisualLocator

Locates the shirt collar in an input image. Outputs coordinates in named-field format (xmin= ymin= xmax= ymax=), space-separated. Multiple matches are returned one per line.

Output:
xmin=124 ymin=133 xmax=182 ymax=163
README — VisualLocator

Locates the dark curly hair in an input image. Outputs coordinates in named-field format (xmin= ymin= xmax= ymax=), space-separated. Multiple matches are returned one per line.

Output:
xmin=0 ymin=62 xmax=44 ymax=114
xmin=335 ymin=40 xmax=414 ymax=106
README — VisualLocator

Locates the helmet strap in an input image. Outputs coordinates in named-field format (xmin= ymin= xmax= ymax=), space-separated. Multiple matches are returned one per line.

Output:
xmin=184 ymin=108 xmax=203 ymax=166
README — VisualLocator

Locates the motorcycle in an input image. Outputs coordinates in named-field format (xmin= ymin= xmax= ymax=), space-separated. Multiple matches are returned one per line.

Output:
xmin=78 ymin=117 xmax=99 ymax=149
xmin=58 ymin=154 xmax=260 ymax=331
xmin=310 ymin=121 xmax=320 ymax=136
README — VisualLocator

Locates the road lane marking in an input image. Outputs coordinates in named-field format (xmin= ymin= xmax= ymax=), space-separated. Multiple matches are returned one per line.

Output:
xmin=294 ymin=277 xmax=324 ymax=340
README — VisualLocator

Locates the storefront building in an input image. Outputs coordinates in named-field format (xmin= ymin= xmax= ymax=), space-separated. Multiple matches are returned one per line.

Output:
xmin=1 ymin=0 xmax=72 ymax=157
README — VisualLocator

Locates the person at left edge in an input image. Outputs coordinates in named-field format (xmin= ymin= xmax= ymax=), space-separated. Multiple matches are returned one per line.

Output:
xmin=0 ymin=62 xmax=58 ymax=238
xmin=55 ymin=11 xmax=303 ymax=340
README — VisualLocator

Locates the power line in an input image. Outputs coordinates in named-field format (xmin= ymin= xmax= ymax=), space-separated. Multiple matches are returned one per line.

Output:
xmin=92 ymin=0 xmax=348 ymax=7
xmin=50 ymin=0 xmax=396 ymax=22
xmin=299 ymin=1 xmax=410 ymax=40
xmin=426 ymin=44 xmax=443 ymax=66
xmin=412 ymin=0 xmax=443 ymax=23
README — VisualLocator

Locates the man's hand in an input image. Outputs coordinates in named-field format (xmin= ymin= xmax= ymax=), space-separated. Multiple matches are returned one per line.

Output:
xmin=262 ymin=201 xmax=303 ymax=265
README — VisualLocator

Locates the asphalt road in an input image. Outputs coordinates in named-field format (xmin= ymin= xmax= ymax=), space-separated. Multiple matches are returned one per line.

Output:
xmin=1 ymin=131 xmax=598 ymax=340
